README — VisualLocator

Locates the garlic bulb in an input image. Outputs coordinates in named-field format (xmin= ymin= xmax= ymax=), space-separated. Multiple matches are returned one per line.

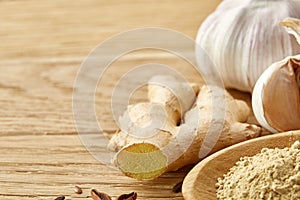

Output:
xmin=252 ymin=18 xmax=300 ymax=133
xmin=196 ymin=0 xmax=300 ymax=92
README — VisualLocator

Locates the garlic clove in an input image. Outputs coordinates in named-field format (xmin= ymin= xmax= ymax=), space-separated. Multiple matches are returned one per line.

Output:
xmin=252 ymin=56 xmax=300 ymax=133
xmin=296 ymin=67 xmax=300 ymax=88
xmin=253 ymin=17 xmax=300 ymax=133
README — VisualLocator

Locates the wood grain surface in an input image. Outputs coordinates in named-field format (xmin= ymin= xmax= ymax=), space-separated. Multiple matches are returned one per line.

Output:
xmin=0 ymin=0 xmax=225 ymax=199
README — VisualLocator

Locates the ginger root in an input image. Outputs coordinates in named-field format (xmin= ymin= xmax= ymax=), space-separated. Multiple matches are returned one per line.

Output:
xmin=108 ymin=75 xmax=263 ymax=180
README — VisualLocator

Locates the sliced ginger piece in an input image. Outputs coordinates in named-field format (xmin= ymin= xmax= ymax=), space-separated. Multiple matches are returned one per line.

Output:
xmin=116 ymin=143 xmax=167 ymax=180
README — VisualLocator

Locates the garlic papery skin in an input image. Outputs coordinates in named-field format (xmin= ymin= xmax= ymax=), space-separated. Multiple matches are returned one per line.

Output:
xmin=252 ymin=55 xmax=300 ymax=133
xmin=196 ymin=0 xmax=300 ymax=92
xmin=280 ymin=18 xmax=300 ymax=45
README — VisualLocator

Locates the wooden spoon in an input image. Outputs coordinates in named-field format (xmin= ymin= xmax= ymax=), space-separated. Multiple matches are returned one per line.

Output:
xmin=182 ymin=130 xmax=300 ymax=200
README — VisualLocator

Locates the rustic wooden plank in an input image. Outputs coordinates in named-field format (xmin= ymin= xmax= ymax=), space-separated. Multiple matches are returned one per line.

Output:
xmin=0 ymin=0 xmax=222 ymax=199
xmin=0 ymin=135 xmax=188 ymax=199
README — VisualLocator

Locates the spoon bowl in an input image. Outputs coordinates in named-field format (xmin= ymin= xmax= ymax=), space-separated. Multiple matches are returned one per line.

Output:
xmin=182 ymin=131 xmax=300 ymax=200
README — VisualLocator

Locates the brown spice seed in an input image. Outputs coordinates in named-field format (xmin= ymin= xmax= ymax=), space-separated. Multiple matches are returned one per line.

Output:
xmin=54 ymin=196 xmax=65 ymax=200
xmin=91 ymin=189 xmax=112 ymax=200
xmin=117 ymin=192 xmax=137 ymax=200
xmin=74 ymin=185 xmax=83 ymax=194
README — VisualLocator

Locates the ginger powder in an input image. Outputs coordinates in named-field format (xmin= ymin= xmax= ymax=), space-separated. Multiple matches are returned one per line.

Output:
xmin=216 ymin=141 xmax=300 ymax=200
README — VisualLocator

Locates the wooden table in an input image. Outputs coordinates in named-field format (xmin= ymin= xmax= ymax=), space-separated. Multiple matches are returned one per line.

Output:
xmin=0 ymin=0 xmax=223 ymax=199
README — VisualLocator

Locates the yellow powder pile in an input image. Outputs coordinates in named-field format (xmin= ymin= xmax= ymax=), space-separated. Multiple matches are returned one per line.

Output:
xmin=216 ymin=141 xmax=300 ymax=200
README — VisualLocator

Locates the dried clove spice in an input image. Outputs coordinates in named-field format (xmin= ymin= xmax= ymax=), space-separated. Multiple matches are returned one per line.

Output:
xmin=172 ymin=181 xmax=183 ymax=193
xmin=91 ymin=189 xmax=112 ymax=200
xmin=117 ymin=192 xmax=137 ymax=200
xmin=74 ymin=185 xmax=83 ymax=194
xmin=54 ymin=196 xmax=65 ymax=200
